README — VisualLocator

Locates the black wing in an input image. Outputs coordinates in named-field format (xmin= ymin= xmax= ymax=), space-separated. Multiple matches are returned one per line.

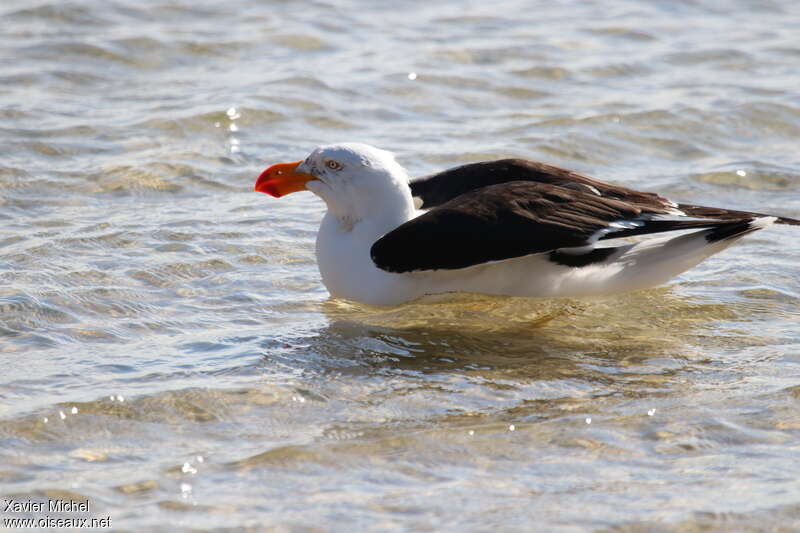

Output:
xmin=371 ymin=181 xmax=732 ymax=273
xmin=410 ymin=158 xmax=800 ymax=226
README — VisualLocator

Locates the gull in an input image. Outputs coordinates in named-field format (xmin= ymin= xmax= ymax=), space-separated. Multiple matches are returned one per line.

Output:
xmin=255 ymin=143 xmax=798 ymax=306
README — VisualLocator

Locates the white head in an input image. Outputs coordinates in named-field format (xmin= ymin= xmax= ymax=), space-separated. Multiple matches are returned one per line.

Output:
xmin=255 ymin=142 xmax=415 ymax=224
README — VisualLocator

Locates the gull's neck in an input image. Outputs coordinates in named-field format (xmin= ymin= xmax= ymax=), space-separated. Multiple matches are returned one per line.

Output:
xmin=330 ymin=169 xmax=417 ymax=239
xmin=360 ymin=182 xmax=416 ymax=237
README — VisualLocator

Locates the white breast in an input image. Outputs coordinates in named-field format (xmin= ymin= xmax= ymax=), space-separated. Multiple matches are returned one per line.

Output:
xmin=315 ymin=212 xmax=422 ymax=306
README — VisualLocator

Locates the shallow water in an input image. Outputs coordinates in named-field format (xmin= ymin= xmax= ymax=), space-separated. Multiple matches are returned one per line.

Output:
xmin=2 ymin=0 xmax=800 ymax=531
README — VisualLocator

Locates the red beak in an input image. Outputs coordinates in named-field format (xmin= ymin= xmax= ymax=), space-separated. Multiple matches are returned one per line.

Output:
xmin=254 ymin=160 xmax=315 ymax=197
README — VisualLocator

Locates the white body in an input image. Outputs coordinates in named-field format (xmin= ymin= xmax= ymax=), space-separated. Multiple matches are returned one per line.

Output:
xmin=316 ymin=205 xmax=772 ymax=307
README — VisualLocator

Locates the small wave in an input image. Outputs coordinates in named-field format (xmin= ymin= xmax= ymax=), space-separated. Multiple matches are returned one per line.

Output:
xmin=692 ymin=163 xmax=800 ymax=191
xmin=4 ymin=3 xmax=109 ymax=26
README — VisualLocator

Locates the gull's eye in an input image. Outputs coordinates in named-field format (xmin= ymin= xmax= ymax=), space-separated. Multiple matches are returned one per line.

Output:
xmin=325 ymin=159 xmax=343 ymax=171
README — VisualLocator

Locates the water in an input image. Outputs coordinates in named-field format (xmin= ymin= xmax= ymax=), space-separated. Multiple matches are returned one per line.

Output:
xmin=2 ymin=0 xmax=800 ymax=530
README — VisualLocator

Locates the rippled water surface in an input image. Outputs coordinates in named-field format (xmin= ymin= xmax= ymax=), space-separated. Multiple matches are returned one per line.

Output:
xmin=2 ymin=0 xmax=800 ymax=531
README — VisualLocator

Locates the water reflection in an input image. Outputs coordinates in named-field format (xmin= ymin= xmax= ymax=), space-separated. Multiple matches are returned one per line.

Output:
xmin=249 ymin=289 xmax=742 ymax=433
xmin=302 ymin=288 xmax=735 ymax=373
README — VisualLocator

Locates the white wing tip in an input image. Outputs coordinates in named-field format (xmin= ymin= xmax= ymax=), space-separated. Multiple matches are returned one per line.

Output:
xmin=750 ymin=216 xmax=777 ymax=230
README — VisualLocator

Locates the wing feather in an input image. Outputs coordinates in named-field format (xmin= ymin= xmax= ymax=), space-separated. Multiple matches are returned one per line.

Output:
xmin=380 ymin=157 xmax=799 ymax=274
xmin=371 ymin=181 xmax=641 ymax=273
xmin=410 ymin=158 xmax=800 ymax=225
xmin=371 ymin=180 xmax=763 ymax=273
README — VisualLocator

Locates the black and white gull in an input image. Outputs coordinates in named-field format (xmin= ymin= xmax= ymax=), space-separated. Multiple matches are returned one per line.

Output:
xmin=255 ymin=143 xmax=798 ymax=306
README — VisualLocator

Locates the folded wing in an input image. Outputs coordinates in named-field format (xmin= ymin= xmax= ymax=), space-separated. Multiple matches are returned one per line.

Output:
xmin=371 ymin=181 xmax=733 ymax=273
xmin=410 ymin=158 xmax=800 ymax=226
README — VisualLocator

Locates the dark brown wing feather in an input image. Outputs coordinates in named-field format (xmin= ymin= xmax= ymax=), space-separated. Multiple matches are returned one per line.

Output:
xmin=410 ymin=159 xmax=800 ymax=226
xmin=371 ymin=181 xmax=731 ymax=273
xmin=410 ymin=159 xmax=675 ymax=213
xmin=676 ymin=202 xmax=800 ymax=226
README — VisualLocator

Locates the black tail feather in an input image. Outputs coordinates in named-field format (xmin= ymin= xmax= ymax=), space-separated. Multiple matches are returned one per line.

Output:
xmin=704 ymin=218 xmax=766 ymax=243
xmin=677 ymin=203 xmax=800 ymax=226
